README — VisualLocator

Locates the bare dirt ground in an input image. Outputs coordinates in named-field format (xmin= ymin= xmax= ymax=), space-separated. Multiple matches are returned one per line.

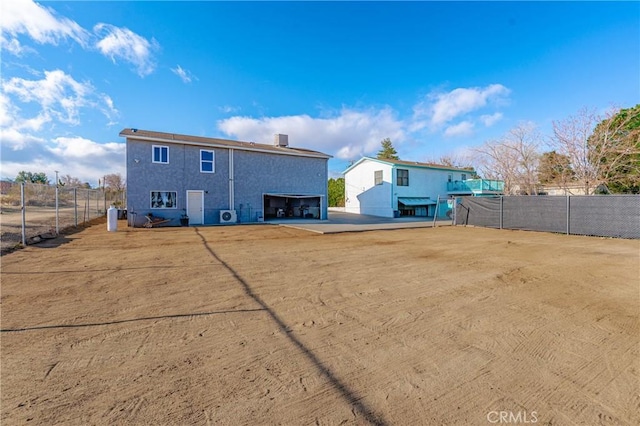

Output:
xmin=0 ymin=206 xmax=98 ymax=253
xmin=1 ymin=221 xmax=638 ymax=425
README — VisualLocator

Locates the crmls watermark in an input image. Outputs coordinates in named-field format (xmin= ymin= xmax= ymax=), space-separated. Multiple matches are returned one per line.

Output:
xmin=487 ymin=411 xmax=538 ymax=424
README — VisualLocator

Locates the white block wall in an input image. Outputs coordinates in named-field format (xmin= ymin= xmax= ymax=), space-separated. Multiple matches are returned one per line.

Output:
xmin=345 ymin=161 xmax=394 ymax=217
xmin=345 ymin=158 xmax=471 ymax=218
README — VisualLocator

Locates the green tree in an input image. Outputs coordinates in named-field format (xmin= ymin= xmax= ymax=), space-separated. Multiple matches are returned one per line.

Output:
xmin=376 ymin=138 xmax=399 ymax=160
xmin=538 ymin=151 xmax=574 ymax=185
xmin=551 ymin=105 xmax=640 ymax=194
xmin=15 ymin=171 xmax=48 ymax=184
xmin=327 ymin=177 xmax=345 ymax=207
xmin=589 ymin=104 xmax=640 ymax=193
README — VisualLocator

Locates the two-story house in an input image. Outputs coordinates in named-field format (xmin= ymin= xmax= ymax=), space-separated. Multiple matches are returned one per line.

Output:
xmin=122 ymin=128 xmax=331 ymax=226
xmin=344 ymin=157 xmax=502 ymax=218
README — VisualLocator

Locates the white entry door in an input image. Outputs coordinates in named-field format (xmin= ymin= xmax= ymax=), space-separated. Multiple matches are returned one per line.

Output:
xmin=186 ymin=190 xmax=204 ymax=225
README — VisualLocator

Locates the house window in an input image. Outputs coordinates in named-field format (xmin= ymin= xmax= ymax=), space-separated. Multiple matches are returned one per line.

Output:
xmin=150 ymin=191 xmax=177 ymax=209
xmin=201 ymin=150 xmax=215 ymax=173
xmin=461 ymin=173 xmax=467 ymax=181
xmin=152 ymin=145 xmax=169 ymax=164
xmin=374 ymin=170 xmax=383 ymax=185
xmin=397 ymin=169 xmax=409 ymax=186
xmin=448 ymin=174 xmax=453 ymax=183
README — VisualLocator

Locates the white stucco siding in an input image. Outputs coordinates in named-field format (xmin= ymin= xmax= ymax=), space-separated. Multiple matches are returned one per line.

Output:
xmin=393 ymin=167 xmax=451 ymax=201
xmin=345 ymin=160 xmax=393 ymax=217
xmin=344 ymin=157 xmax=473 ymax=218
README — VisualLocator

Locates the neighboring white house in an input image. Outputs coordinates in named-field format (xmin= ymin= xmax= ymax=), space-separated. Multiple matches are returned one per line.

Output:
xmin=344 ymin=157 xmax=502 ymax=218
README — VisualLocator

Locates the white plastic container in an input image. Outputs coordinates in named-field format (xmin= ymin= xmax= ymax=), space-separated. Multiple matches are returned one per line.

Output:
xmin=107 ymin=206 xmax=118 ymax=232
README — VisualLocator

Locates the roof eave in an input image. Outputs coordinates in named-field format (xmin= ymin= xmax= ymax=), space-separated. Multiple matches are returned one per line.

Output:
xmin=120 ymin=128 xmax=331 ymax=159
xmin=343 ymin=156 xmax=393 ymax=174
xmin=344 ymin=156 xmax=475 ymax=173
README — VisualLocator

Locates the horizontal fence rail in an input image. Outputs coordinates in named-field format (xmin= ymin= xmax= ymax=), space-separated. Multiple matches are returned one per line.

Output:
xmin=447 ymin=179 xmax=505 ymax=193
xmin=0 ymin=182 xmax=125 ymax=252
xmin=454 ymin=195 xmax=640 ymax=239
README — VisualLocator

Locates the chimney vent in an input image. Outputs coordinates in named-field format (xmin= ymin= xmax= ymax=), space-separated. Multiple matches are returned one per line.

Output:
xmin=274 ymin=134 xmax=288 ymax=147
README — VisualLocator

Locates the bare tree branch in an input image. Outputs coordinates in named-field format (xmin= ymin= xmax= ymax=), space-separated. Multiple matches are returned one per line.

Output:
xmin=103 ymin=173 xmax=125 ymax=191
xmin=474 ymin=122 xmax=541 ymax=195
xmin=551 ymin=105 xmax=640 ymax=194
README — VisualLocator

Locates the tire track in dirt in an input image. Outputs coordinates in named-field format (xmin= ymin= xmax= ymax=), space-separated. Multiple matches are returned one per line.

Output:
xmin=484 ymin=279 xmax=640 ymax=426
xmin=43 ymin=362 xmax=59 ymax=380
xmin=310 ymin=277 xmax=464 ymax=421
xmin=316 ymin=282 xmax=425 ymax=345
xmin=2 ymin=224 xmax=638 ymax=425
xmin=103 ymin=393 xmax=150 ymax=422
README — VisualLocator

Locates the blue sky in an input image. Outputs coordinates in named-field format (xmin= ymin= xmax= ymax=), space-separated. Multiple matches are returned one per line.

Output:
xmin=2 ymin=0 xmax=639 ymax=184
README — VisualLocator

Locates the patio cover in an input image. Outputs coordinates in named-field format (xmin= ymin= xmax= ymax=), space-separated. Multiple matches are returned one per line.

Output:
xmin=263 ymin=193 xmax=322 ymax=198
xmin=398 ymin=197 xmax=437 ymax=206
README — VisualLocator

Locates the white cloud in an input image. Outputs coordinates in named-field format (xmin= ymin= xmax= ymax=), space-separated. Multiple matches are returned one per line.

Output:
xmin=4 ymin=70 xmax=89 ymax=125
xmin=444 ymin=121 xmax=475 ymax=137
xmin=413 ymin=84 xmax=510 ymax=129
xmin=1 ymin=137 xmax=125 ymax=184
xmin=0 ymin=92 xmax=18 ymax=128
xmin=48 ymin=137 xmax=126 ymax=184
xmin=1 ymin=70 xmax=119 ymax=160
xmin=1 ymin=2 xmax=159 ymax=77
xmin=171 ymin=65 xmax=196 ymax=83
xmin=432 ymin=84 xmax=510 ymax=125
xmin=480 ymin=112 xmax=503 ymax=127
xmin=94 ymin=23 xmax=159 ymax=77
xmin=1 ymin=72 xmax=124 ymax=183
xmin=0 ymin=126 xmax=47 ymax=151
xmin=3 ymin=69 xmax=117 ymax=126
xmin=0 ymin=158 xmax=56 ymax=182
xmin=0 ymin=92 xmax=47 ymax=150
xmin=48 ymin=136 xmax=124 ymax=161
xmin=0 ymin=36 xmax=30 ymax=56
xmin=217 ymin=107 xmax=405 ymax=160
xmin=0 ymin=0 xmax=89 ymax=55
xmin=218 ymin=105 xmax=241 ymax=114
xmin=100 ymin=94 xmax=119 ymax=125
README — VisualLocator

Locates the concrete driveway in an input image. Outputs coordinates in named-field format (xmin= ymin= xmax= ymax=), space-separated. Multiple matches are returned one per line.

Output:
xmin=272 ymin=210 xmax=452 ymax=234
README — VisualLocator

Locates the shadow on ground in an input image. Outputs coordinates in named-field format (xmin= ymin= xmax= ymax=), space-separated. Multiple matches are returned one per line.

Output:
xmin=193 ymin=227 xmax=389 ymax=426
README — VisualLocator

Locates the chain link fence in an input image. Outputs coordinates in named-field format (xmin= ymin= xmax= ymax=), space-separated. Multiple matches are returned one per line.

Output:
xmin=0 ymin=182 xmax=125 ymax=253
xmin=454 ymin=195 xmax=640 ymax=239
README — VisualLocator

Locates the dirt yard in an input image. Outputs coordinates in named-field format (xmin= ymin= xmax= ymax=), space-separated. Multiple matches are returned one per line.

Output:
xmin=1 ymin=221 xmax=638 ymax=425
xmin=0 ymin=205 xmax=99 ymax=253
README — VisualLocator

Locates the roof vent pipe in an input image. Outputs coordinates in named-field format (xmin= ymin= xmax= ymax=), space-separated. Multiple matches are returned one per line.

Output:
xmin=274 ymin=134 xmax=288 ymax=147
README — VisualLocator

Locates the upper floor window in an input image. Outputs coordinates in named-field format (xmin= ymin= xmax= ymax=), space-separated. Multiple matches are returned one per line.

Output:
xmin=201 ymin=150 xmax=215 ymax=173
xmin=374 ymin=170 xmax=383 ymax=185
xmin=461 ymin=173 xmax=467 ymax=181
xmin=397 ymin=169 xmax=409 ymax=186
xmin=152 ymin=145 xmax=169 ymax=164
xmin=448 ymin=174 xmax=453 ymax=183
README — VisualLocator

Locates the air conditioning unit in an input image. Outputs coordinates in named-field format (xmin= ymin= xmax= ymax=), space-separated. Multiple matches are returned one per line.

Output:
xmin=219 ymin=209 xmax=237 ymax=224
